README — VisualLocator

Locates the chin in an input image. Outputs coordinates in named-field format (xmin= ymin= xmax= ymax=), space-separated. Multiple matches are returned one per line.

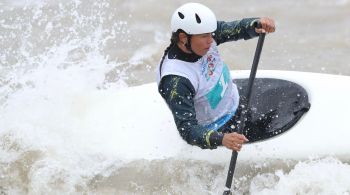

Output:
xmin=198 ymin=51 xmax=208 ymax=56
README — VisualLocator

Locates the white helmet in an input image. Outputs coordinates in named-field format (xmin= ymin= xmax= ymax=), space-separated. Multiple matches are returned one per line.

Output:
xmin=171 ymin=3 xmax=217 ymax=35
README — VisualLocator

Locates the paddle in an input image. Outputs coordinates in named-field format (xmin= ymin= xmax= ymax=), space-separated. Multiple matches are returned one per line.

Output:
xmin=223 ymin=22 xmax=266 ymax=195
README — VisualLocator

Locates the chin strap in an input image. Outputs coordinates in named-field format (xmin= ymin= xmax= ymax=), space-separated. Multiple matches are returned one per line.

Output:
xmin=184 ymin=34 xmax=194 ymax=54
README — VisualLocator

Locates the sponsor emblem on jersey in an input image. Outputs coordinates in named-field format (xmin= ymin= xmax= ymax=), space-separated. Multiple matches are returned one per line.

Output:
xmin=201 ymin=54 xmax=218 ymax=80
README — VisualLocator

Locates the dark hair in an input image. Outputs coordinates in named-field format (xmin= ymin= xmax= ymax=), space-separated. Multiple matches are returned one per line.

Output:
xmin=159 ymin=30 xmax=192 ymax=77
xmin=158 ymin=31 xmax=180 ymax=77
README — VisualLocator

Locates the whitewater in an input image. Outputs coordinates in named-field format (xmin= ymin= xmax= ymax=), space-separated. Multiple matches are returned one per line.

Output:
xmin=1 ymin=0 xmax=350 ymax=194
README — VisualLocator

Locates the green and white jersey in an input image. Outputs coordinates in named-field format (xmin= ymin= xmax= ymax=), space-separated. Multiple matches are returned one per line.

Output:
xmin=157 ymin=42 xmax=239 ymax=126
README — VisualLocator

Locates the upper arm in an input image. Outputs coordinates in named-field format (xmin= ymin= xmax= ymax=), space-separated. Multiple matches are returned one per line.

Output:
xmin=158 ymin=75 xmax=224 ymax=149
xmin=158 ymin=75 xmax=197 ymax=136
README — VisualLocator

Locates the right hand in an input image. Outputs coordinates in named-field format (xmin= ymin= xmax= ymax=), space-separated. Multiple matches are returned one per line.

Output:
xmin=222 ymin=132 xmax=249 ymax=151
xmin=255 ymin=17 xmax=276 ymax=34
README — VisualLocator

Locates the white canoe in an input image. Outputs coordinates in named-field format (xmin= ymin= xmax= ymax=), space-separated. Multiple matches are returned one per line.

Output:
xmin=71 ymin=70 xmax=350 ymax=163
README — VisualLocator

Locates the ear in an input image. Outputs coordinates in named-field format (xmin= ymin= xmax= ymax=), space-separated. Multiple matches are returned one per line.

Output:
xmin=178 ymin=32 xmax=188 ymax=44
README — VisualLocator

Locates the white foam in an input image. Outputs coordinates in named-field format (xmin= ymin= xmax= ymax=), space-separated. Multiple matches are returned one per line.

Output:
xmin=1 ymin=0 xmax=350 ymax=193
xmin=250 ymin=157 xmax=350 ymax=195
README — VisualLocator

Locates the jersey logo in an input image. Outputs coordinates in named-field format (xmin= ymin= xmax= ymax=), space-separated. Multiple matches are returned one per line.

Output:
xmin=201 ymin=54 xmax=218 ymax=81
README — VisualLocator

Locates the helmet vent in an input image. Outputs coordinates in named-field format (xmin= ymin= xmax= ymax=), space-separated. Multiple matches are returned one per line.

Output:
xmin=178 ymin=12 xmax=185 ymax=19
xmin=195 ymin=13 xmax=201 ymax=24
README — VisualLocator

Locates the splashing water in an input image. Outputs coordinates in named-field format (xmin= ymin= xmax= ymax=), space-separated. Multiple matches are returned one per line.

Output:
xmin=1 ymin=0 xmax=350 ymax=194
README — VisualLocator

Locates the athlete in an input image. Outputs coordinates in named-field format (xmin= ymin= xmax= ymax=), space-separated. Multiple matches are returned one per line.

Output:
xmin=156 ymin=3 xmax=275 ymax=151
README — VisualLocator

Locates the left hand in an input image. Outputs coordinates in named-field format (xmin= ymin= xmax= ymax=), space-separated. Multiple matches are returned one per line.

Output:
xmin=222 ymin=132 xmax=249 ymax=151
xmin=255 ymin=17 xmax=275 ymax=33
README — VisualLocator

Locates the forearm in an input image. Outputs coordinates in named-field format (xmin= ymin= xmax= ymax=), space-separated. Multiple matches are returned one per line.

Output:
xmin=214 ymin=18 xmax=260 ymax=45
xmin=176 ymin=118 xmax=224 ymax=149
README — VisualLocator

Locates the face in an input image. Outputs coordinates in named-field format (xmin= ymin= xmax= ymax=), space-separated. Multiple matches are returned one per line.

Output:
xmin=178 ymin=32 xmax=213 ymax=56
xmin=190 ymin=33 xmax=213 ymax=56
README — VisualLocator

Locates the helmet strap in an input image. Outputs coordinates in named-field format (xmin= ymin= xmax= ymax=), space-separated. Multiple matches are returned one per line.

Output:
xmin=184 ymin=34 xmax=194 ymax=54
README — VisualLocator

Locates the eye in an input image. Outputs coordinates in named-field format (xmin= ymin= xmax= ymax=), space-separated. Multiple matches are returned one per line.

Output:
xmin=201 ymin=33 xmax=211 ymax=38
xmin=178 ymin=12 xmax=185 ymax=19
xmin=195 ymin=13 xmax=201 ymax=24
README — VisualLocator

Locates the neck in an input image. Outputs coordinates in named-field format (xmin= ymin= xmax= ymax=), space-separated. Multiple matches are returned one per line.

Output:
xmin=167 ymin=43 xmax=201 ymax=62
xmin=177 ymin=42 xmax=192 ymax=54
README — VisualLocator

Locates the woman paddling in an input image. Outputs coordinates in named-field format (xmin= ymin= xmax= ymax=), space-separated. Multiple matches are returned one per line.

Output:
xmin=156 ymin=3 xmax=275 ymax=151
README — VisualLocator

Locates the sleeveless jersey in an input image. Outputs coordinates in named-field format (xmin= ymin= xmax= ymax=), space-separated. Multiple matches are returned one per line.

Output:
xmin=157 ymin=42 xmax=239 ymax=129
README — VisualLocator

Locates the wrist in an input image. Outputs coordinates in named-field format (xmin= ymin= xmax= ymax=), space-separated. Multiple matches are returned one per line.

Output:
xmin=209 ymin=131 xmax=224 ymax=147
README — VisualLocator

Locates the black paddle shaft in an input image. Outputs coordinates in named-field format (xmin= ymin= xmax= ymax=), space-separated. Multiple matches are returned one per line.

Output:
xmin=223 ymin=28 xmax=266 ymax=195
